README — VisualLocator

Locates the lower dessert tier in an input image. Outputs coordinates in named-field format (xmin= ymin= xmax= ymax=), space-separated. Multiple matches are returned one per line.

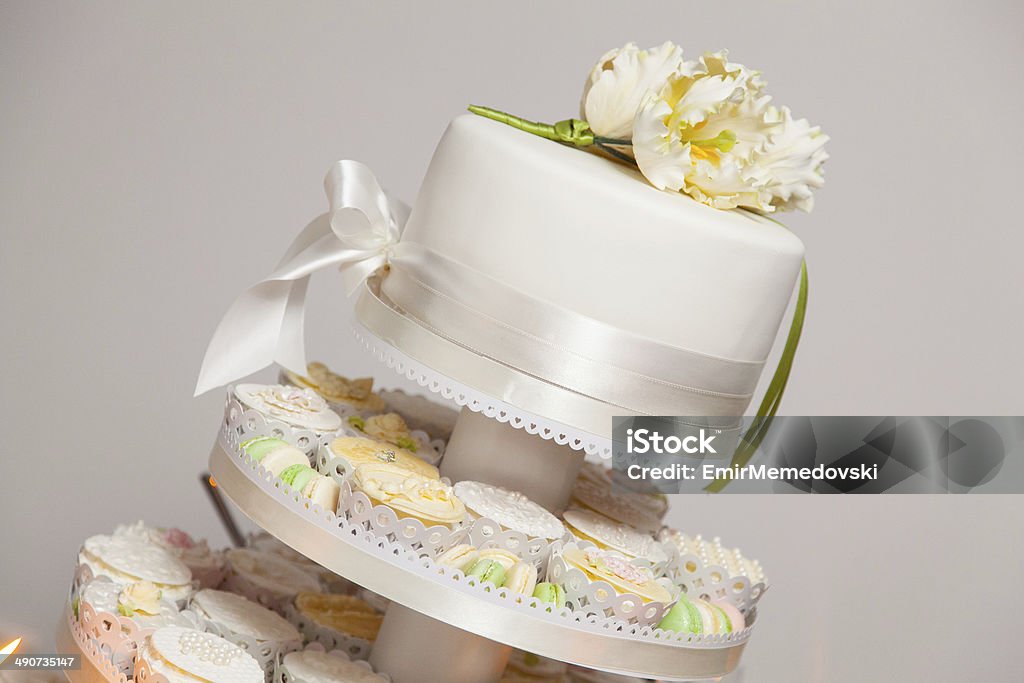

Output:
xmin=209 ymin=439 xmax=749 ymax=682
xmin=56 ymin=605 xmax=126 ymax=683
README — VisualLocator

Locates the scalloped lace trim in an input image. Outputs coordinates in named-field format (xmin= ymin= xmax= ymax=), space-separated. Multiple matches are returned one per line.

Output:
xmin=353 ymin=327 xmax=613 ymax=458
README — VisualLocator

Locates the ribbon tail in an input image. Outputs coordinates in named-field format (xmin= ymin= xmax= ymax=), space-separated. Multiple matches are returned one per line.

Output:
xmin=194 ymin=277 xmax=308 ymax=396
xmin=275 ymin=275 xmax=310 ymax=376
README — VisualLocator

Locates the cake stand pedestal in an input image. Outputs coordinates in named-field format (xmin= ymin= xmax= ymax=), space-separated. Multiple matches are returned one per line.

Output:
xmin=441 ymin=408 xmax=585 ymax=513
xmin=370 ymin=603 xmax=511 ymax=683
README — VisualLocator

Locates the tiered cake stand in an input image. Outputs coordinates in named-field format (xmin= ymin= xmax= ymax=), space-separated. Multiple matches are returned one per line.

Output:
xmin=202 ymin=307 xmax=757 ymax=682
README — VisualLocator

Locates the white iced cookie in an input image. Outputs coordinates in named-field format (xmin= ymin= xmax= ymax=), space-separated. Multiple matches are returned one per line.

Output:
xmin=281 ymin=649 xmax=389 ymax=683
xmin=657 ymin=529 xmax=767 ymax=584
xmin=570 ymin=478 xmax=661 ymax=533
xmin=141 ymin=627 xmax=263 ymax=683
xmin=453 ymin=481 xmax=565 ymax=540
xmin=191 ymin=589 xmax=300 ymax=644
xmin=563 ymin=509 xmax=667 ymax=565
xmin=226 ymin=548 xmax=321 ymax=600
xmin=234 ymin=383 xmax=342 ymax=433
xmin=81 ymin=577 xmax=192 ymax=630
xmin=80 ymin=534 xmax=193 ymax=603
xmin=115 ymin=521 xmax=226 ymax=589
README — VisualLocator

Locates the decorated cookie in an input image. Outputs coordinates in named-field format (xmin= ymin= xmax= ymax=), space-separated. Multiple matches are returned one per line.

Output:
xmin=561 ymin=547 xmax=672 ymax=604
xmin=225 ymin=548 xmax=321 ymax=604
xmin=378 ymin=389 xmax=458 ymax=440
xmin=81 ymin=577 xmax=192 ymax=629
xmin=234 ymin=383 xmax=342 ymax=433
xmin=328 ymin=436 xmax=439 ymax=479
xmin=657 ymin=529 xmax=767 ymax=584
xmin=352 ymin=463 xmax=465 ymax=527
xmin=562 ymin=509 xmax=667 ymax=565
xmin=284 ymin=362 xmax=387 ymax=414
xmin=191 ymin=589 xmax=301 ymax=644
xmin=281 ymin=649 xmax=389 ymax=683
xmin=80 ymin=534 xmax=194 ymax=604
xmin=345 ymin=413 xmax=440 ymax=464
xmin=293 ymin=593 xmax=383 ymax=642
xmin=570 ymin=478 xmax=661 ymax=533
xmin=453 ymin=481 xmax=565 ymax=540
xmin=140 ymin=626 xmax=263 ymax=683
xmin=115 ymin=521 xmax=226 ymax=590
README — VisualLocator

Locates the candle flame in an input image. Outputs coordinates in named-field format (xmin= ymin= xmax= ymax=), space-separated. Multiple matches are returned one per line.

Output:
xmin=0 ymin=637 xmax=22 ymax=665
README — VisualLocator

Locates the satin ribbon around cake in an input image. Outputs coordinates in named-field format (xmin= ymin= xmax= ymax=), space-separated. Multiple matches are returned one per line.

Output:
xmin=196 ymin=160 xmax=764 ymax=417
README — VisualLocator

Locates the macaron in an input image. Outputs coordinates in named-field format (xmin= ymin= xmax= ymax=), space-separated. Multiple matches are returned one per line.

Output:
xmin=503 ymin=562 xmax=538 ymax=595
xmin=435 ymin=544 xmax=480 ymax=572
xmin=280 ymin=464 xmax=318 ymax=493
xmin=279 ymin=464 xmax=341 ymax=511
xmin=657 ymin=593 xmax=703 ymax=634
xmin=466 ymin=559 xmax=506 ymax=586
xmin=532 ymin=582 xmax=566 ymax=607
xmin=241 ymin=436 xmax=309 ymax=475
xmin=713 ymin=600 xmax=746 ymax=633
xmin=477 ymin=548 xmax=520 ymax=571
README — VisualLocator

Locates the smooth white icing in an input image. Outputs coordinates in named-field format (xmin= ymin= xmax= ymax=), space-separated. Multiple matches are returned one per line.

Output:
xmin=393 ymin=114 xmax=804 ymax=368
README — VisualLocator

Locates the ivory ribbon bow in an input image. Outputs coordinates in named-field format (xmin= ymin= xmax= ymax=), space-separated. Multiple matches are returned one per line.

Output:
xmin=194 ymin=160 xmax=408 ymax=396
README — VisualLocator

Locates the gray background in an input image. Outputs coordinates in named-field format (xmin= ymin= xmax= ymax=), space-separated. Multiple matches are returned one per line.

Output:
xmin=2 ymin=1 xmax=1022 ymax=681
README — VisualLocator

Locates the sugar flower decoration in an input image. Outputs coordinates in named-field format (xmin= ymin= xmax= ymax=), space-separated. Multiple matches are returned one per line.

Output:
xmin=117 ymin=581 xmax=162 ymax=616
xmin=634 ymin=51 xmax=827 ymax=211
xmin=581 ymin=42 xmax=685 ymax=139
xmin=469 ymin=43 xmax=827 ymax=213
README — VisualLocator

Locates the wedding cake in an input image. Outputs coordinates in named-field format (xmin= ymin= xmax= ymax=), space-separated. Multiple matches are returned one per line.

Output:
xmin=367 ymin=113 xmax=804 ymax=420
xmin=198 ymin=42 xmax=826 ymax=449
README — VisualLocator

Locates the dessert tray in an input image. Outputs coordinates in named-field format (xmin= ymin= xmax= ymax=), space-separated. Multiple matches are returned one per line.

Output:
xmin=57 ymin=367 xmax=768 ymax=683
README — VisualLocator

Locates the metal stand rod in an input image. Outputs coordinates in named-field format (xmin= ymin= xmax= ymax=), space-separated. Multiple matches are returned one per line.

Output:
xmin=440 ymin=408 xmax=586 ymax=514
xmin=369 ymin=602 xmax=511 ymax=683
xmin=200 ymin=471 xmax=245 ymax=547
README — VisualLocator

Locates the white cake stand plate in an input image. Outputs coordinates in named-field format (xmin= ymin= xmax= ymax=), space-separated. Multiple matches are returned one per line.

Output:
xmin=209 ymin=439 xmax=749 ymax=683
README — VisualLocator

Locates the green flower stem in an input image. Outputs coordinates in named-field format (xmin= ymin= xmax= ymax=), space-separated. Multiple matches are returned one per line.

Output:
xmin=705 ymin=260 xmax=808 ymax=493
xmin=595 ymin=142 xmax=638 ymax=166
xmin=468 ymin=105 xmax=596 ymax=147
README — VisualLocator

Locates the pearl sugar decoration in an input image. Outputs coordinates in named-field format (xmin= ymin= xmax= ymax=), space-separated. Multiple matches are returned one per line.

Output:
xmin=177 ymin=629 xmax=240 ymax=667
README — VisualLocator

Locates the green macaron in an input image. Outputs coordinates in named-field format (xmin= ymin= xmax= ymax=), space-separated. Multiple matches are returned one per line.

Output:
xmin=466 ymin=559 xmax=506 ymax=586
xmin=279 ymin=464 xmax=317 ymax=493
xmin=532 ymin=582 xmax=566 ymax=607
xmin=658 ymin=593 xmax=703 ymax=635
xmin=241 ymin=436 xmax=288 ymax=461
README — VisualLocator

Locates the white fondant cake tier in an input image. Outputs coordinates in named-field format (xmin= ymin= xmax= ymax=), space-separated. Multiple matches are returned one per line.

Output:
xmin=362 ymin=114 xmax=803 ymax=420
xmin=392 ymin=115 xmax=803 ymax=363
